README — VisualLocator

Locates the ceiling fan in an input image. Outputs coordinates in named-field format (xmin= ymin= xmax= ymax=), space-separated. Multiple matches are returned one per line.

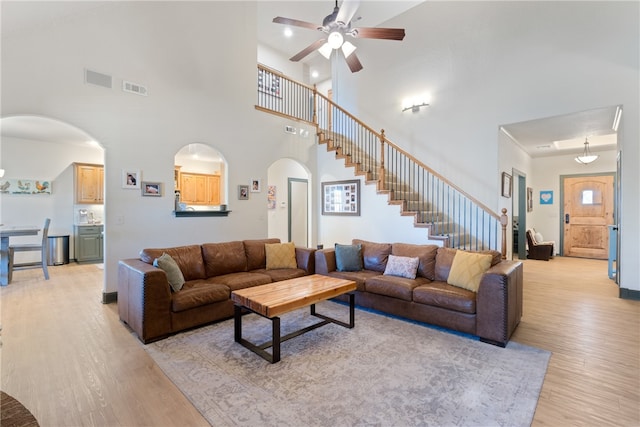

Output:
xmin=273 ymin=0 xmax=406 ymax=73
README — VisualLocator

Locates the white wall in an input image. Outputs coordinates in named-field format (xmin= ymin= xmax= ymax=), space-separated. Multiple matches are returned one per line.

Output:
xmin=333 ymin=1 xmax=639 ymax=291
xmin=1 ymin=2 xmax=318 ymax=293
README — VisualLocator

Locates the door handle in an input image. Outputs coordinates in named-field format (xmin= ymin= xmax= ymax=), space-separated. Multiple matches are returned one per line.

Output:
xmin=565 ymin=213 xmax=570 ymax=224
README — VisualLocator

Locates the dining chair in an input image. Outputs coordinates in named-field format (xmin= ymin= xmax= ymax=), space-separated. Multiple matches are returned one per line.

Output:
xmin=8 ymin=218 xmax=50 ymax=282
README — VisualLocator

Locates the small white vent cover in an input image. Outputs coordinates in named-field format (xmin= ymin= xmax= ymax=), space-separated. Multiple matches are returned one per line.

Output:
xmin=284 ymin=125 xmax=296 ymax=134
xmin=122 ymin=80 xmax=148 ymax=96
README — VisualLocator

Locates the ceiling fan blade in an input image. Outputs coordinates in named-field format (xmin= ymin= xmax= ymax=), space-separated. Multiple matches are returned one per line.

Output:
xmin=290 ymin=38 xmax=327 ymax=62
xmin=351 ymin=27 xmax=405 ymax=41
xmin=336 ymin=0 xmax=360 ymax=26
xmin=273 ymin=16 xmax=320 ymax=31
xmin=344 ymin=51 xmax=363 ymax=73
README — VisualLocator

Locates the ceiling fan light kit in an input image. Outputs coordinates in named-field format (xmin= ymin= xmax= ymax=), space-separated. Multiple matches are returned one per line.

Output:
xmin=575 ymin=138 xmax=599 ymax=164
xmin=273 ymin=0 xmax=406 ymax=73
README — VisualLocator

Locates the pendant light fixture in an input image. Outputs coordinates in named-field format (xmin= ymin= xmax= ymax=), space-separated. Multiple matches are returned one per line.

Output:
xmin=575 ymin=138 xmax=599 ymax=165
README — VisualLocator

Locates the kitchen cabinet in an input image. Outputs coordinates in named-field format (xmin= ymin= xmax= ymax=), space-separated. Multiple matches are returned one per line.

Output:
xmin=75 ymin=163 xmax=104 ymax=204
xmin=75 ymin=225 xmax=103 ymax=263
xmin=180 ymin=172 xmax=220 ymax=205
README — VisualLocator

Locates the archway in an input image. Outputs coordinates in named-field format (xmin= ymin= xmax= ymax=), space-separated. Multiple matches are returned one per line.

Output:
xmin=267 ymin=159 xmax=312 ymax=246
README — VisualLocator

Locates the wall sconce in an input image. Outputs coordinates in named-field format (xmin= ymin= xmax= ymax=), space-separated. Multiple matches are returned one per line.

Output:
xmin=402 ymin=94 xmax=431 ymax=113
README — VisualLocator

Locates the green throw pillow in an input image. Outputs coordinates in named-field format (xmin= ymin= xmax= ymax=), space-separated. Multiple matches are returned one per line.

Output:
xmin=335 ymin=243 xmax=363 ymax=272
xmin=153 ymin=252 xmax=185 ymax=292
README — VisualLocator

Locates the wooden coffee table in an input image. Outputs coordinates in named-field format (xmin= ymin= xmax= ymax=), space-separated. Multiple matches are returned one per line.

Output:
xmin=231 ymin=274 xmax=356 ymax=363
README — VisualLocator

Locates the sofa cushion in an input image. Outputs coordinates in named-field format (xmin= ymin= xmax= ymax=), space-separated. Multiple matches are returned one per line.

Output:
xmin=447 ymin=251 xmax=493 ymax=292
xmin=325 ymin=270 xmax=381 ymax=291
xmin=265 ymin=242 xmax=297 ymax=269
xmin=244 ymin=238 xmax=281 ymax=271
xmin=435 ymin=247 xmax=502 ymax=281
xmin=353 ymin=239 xmax=392 ymax=272
xmin=254 ymin=268 xmax=307 ymax=282
xmin=383 ymin=255 xmax=420 ymax=279
xmin=335 ymin=243 xmax=363 ymax=272
xmin=209 ymin=272 xmax=272 ymax=291
xmin=153 ymin=253 xmax=185 ymax=292
xmin=413 ymin=282 xmax=476 ymax=314
xmin=140 ymin=245 xmax=206 ymax=281
xmin=366 ymin=275 xmax=429 ymax=301
xmin=391 ymin=243 xmax=438 ymax=280
xmin=202 ymin=241 xmax=248 ymax=277
xmin=171 ymin=281 xmax=230 ymax=312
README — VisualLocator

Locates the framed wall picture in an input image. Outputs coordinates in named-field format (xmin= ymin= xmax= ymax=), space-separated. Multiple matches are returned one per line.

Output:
xmin=322 ymin=180 xmax=360 ymax=216
xmin=238 ymin=185 xmax=249 ymax=200
xmin=257 ymin=66 xmax=282 ymax=98
xmin=141 ymin=181 xmax=162 ymax=196
xmin=250 ymin=179 xmax=261 ymax=193
xmin=122 ymin=169 xmax=141 ymax=189
xmin=527 ymin=187 xmax=534 ymax=212
xmin=501 ymin=172 xmax=512 ymax=198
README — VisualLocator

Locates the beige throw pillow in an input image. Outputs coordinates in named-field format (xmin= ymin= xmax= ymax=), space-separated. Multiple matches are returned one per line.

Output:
xmin=153 ymin=252 xmax=185 ymax=292
xmin=265 ymin=242 xmax=297 ymax=270
xmin=447 ymin=251 xmax=492 ymax=292
xmin=383 ymin=255 xmax=420 ymax=279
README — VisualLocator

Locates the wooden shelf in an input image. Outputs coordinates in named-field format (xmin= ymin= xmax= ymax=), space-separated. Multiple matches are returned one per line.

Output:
xmin=174 ymin=210 xmax=231 ymax=218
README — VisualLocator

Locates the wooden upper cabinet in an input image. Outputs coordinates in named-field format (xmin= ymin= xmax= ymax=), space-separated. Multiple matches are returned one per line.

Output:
xmin=75 ymin=163 xmax=104 ymax=204
xmin=180 ymin=172 xmax=220 ymax=205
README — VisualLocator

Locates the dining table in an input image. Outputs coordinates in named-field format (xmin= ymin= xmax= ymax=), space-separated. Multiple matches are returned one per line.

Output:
xmin=0 ymin=225 xmax=41 ymax=286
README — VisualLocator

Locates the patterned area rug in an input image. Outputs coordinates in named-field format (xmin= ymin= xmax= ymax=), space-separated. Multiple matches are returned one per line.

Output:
xmin=146 ymin=301 xmax=550 ymax=427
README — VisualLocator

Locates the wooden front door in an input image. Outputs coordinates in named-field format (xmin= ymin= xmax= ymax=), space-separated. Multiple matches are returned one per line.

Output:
xmin=563 ymin=174 xmax=614 ymax=259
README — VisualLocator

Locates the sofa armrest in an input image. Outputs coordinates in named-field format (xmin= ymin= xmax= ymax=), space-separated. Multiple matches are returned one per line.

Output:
xmin=475 ymin=260 xmax=523 ymax=347
xmin=118 ymin=259 xmax=173 ymax=343
xmin=315 ymin=249 xmax=337 ymax=275
xmin=295 ymin=247 xmax=316 ymax=275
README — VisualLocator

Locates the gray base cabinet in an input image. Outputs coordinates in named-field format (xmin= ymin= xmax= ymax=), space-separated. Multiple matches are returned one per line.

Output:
xmin=75 ymin=225 xmax=103 ymax=263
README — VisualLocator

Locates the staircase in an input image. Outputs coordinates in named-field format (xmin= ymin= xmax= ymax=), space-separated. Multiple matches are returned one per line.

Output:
xmin=256 ymin=64 xmax=507 ymax=256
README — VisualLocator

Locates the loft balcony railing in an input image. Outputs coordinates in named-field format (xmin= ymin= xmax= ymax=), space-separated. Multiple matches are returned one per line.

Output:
xmin=256 ymin=64 xmax=508 ymax=257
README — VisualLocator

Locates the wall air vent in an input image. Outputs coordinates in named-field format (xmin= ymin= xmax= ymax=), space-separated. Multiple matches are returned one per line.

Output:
xmin=122 ymin=80 xmax=148 ymax=96
xmin=85 ymin=69 xmax=112 ymax=89
xmin=285 ymin=125 xmax=296 ymax=134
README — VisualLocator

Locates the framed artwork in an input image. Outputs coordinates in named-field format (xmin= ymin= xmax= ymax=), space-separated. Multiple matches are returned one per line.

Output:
xmin=527 ymin=187 xmax=533 ymax=212
xmin=122 ymin=169 xmax=141 ymax=189
xmin=257 ymin=66 xmax=281 ymax=98
xmin=267 ymin=185 xmax=276 ymax=209
xmin=141 ymin=181 xmax=162 ymax=197
xmin=251 ymin=179 xmax=261 ymax=193
xmin=238 ymin=185 xmax=249 ymax=200
xmin=0 ymin=179 xmax=51 ymax=194
xmin=501 ymin=172 xmax=512 ymax=198
xmin=540 ymin=190 xmax=553 ymax=205
xmin=322 ymin=180 xmax=360 ymax=216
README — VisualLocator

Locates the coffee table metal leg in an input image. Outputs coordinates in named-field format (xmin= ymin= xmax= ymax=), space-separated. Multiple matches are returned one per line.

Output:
xmin=234 ymin=304 xmax=242 ymax=342
xmin=272 ymin=317 xmax=281 ymax=363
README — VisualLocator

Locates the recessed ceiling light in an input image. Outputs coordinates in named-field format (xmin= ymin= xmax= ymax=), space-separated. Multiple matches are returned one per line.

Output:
xmin=284 ymin=28 xmax=293 ymax=37
xmin=311 ymin=70 xmax=319 ymax=78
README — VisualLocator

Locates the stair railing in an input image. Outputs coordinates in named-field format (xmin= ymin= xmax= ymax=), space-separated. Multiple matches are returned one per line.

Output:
xmin=256 ymin=64 xmax=508 ymax=257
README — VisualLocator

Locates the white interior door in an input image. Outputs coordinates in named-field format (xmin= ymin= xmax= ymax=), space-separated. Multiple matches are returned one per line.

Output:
xmin=288 ymin=178 xmax=308 ymax=247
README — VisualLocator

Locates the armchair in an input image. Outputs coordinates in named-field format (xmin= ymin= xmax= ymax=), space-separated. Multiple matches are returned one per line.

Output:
xmin=525 ymin=229 xmax=554 ymax=261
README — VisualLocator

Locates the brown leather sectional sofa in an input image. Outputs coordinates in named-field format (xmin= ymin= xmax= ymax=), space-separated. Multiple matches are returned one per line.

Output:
xmin=315 ymin=239 xmax=523 ymax=347
xmin=118 ymin=239 xmax=315 ymax=343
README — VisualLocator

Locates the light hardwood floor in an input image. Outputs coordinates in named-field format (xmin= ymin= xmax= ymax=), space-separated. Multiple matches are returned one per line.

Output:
xmin=1 ymin=257 xmax=638 ymax=426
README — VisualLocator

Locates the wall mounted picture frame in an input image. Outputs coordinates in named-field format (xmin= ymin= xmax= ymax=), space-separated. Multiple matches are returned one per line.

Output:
xmin=322 ymin=179 xmax=360 ymax=216
xmin=257 ymin=66 xmax=282 ymax=98
xmin=501 ymin=172 xmax=512 ymax=198
xmin=527 ymin=187 xmax=534 ymax=212
xmin=540 ymin=190 xmax=553 ymax=205
xmin=251 ymin=179 xmax=261 ymax=193
xmin=122 ymin=169 xmax=141 ymax=189
xmin=141 ymin=181 xmax=162 ymax=197
xmin=238 ymin=185 xmax=249 ymax=200
xmin=0 ymin=179 xmax=51 ymax=194
xmin=267 ymin=185 xmax=276 ymax=209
